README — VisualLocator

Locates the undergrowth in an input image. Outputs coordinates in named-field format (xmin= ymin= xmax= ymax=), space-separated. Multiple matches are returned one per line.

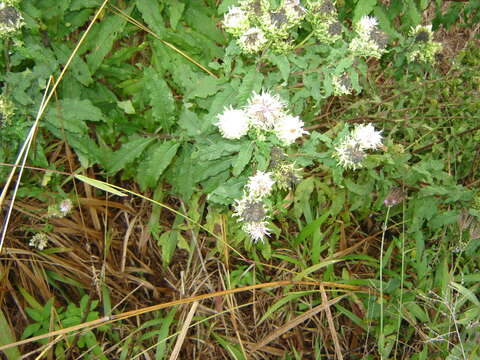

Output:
xmin=0 ymin=0 xmax=479 ymax=359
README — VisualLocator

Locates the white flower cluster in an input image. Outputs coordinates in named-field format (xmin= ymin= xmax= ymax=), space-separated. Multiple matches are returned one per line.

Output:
xmin=215 ymin=90 xmax=308 ymax=146
xmin=47 ymin=199 xmax=73 ymax=218
xmin=335 ymin=123 xmax=383 ymax=169
xmin=29 ymin=232 xmax=49 ymax=250
xmin=407 ymin=25 xmax=442 ymax=64
xmin=233 ymin=171 xmax=275 ymax=242
xmin=223 ymin=0 xmax=306 ymax=54
xmin=0 ymin=2 xmax=23 ymax=38
xmin=0 ymin=94 xmax=14 ymax=127
xmin=305 ymin=0 xmax=343 ymax=44
xmin=349 ymin=16 xmax=388 ymax=59
xmin=332 ymin=73 xmax=353 ymax=96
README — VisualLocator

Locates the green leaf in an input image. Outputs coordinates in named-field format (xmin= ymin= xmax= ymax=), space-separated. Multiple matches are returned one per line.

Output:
xmin=136 ymin=0 xmax=166 ymax=36
xmin=259 ymin=291 xmax=315 ymax=325
xmin=117 ymin=100 xmax=135 ymax=114
xmin=157 ymin=230 xmax=179 ymax=265
xmin=101 ymin=284 xmax=112 ymax=318
xmin=166 ymin=145 xmax=196 ymax=201
xmin=232 ymin=142 xmax=254 ymax=176
xmin=18 ymin=287 xmax=42 ymax=310
xmin=268 ymin=54 xmax=290 ymax=82
xmin=25 ymin=307 xmax=44 ymax=322
xmin=296 ymin=212 xmax=329 ymax=244
xmin=353 ymin=0 xmax=378 ymax=23
xmin=183 ymin=3 xmax=225 ymax=44
xmin=236 ymin=68 xmax=264 ymax=105
xmin=70 ymin=0 xmax=99 ymax=10
xmin=293 ymin=260 xmax=342 ymax=281
xmin=155 ymin=308 xmax=176 ymax=360
xmin=52 ymin=42 xmax=93 ymax=86
xmin=178 ymin=108 xmax=204 ymax=136
xmin=185 ymin=76 xmax=221 ymax=99
xmin=84 ymin=6 xmax=131 ymax=72
xmin=197 ymin=158 xmax=232 ymax=182
xmin=106 ymin=137 xmax=155 ymax=176
xmin=46 ymin=98 xmax=104 ymax=134
xmin=207 ymin=177 xmax=245 ymax=205
xmin=373 ymin=5 xmax=400 ymax=39
xmin=404 ymin=0 xmax=421 ymax=26
xmin=165 ymin=0 xmax=185 ymax=30
xmin=212 ymin=334 xmax=246 ymax=360
xmin=450 ymin=282 xmax=480 ymax=307
xmin=137 ymin=141 xmax=180 ymax=191
xmin=144 ymin=67 xmax=176 ymax=131
xmin=218 ymin=0 xmax=239 ymax=14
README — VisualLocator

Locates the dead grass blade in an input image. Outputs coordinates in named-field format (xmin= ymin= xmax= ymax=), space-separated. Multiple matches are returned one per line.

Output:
xmin=320 ymin=284 xmax=344 ymax=360
xmin=168 ymin=301 xmax=198 ymax=360
xmin=250 ymin=294 xmax=348 ymax=354
xmin=0 ymin=281 xmax=358 ymax=352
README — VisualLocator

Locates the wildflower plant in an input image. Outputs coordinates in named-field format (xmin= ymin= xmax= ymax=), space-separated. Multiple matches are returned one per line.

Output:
xmin=334 ymin=123 xmax=383 ymax=170
xmin=305 ymin=0 xmax=343 ymax=44
xmin=407 ymin=25 xmax=443 ymax=63
xmin=0 ymin=94 xmax=15 ymax=127
xmin=215 ymin=90 xmax=308 ymax=242
xmin=349 ymin=16 xmax=388 ymax=59
xmin=0 ymin=1 xmax=23 ymax=38
xmin=47 ymin=199 xmax=73 ymax=218
xmin=29 ymin=232 xmax=48 ymax=250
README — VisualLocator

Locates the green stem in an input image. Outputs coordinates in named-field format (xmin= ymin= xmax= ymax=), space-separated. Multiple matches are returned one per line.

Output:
xmin=379 ymin=205 xmax=391 ymax=359
xmin=295 ymin=31 xmax=314 ymax=49
xmin=394 ymin=195 xmax=406 ymax=359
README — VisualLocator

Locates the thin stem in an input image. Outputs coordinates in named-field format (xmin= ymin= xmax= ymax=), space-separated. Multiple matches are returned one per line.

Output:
xmin=394 ymin=191 xmax=406 ymax=359
xmin=379 ymin=205 xmax=391 ymax=359
xmin=295 ymin=31 xmax=314 ymax=49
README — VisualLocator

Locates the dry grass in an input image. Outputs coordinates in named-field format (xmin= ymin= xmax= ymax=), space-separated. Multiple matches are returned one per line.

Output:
xmin=0 ymin=158 xmax=375 ymax=358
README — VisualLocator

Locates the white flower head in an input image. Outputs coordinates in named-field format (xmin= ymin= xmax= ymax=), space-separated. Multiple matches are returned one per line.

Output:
xmin=245 ymin=91 xmax=286 ymax=130
xmin=29 ymin=233 xmax=49 ymax=250
xmin=334 ymin=136 xmax=366 ymax=170
xmin=243 ymin=221 xmax=271 ymax=242
xmin=233 ymin=196 xmax=267 ymax=222
xmin=223 ymin=6 xmax=250 ymax=36
xmin=59 ymin=199 xmax=73 ymax=216
xmin=332 ymin=73 xmax=353 ymax=96
xmin=350 ymin=16 xmax=387 ymax=58
xmin=246 ymin=171 xmax=275 ymax=199
xmin=274 ymin=114 xmax=308 ymax=145
xmin=407 ymin=24 xmax=442 ymax=63
xmin=411 ymin=24 xmax=433 ymax=42
xmin=0 ymin=5 xmax=23 ymax=37
xmin=357 ymin=15 xmax=378 ymax=35
xmin=238 ymin=27 xmax=268 ymax=53
xmin=215 ymin=106 xmax=250 ymax=139
xmin=352 ymin=123 xmax=382 ymax=150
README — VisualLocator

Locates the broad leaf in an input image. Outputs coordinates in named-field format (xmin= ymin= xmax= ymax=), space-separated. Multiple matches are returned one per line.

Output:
xmin=137 ymin=141 xmax=180 ymax=191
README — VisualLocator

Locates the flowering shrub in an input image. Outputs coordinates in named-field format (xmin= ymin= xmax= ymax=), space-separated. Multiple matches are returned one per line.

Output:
xmin=214 ymin=90 xmax=308 ymax=241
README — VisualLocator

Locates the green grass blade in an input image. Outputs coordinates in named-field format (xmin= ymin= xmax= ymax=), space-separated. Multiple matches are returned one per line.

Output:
xmin=0 ymin=309 xmax=21 ymax=360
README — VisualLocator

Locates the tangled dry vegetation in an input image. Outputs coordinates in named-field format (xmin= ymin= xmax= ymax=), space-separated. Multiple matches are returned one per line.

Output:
xmin=1 ymin=1 xmax=479 ymax=359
